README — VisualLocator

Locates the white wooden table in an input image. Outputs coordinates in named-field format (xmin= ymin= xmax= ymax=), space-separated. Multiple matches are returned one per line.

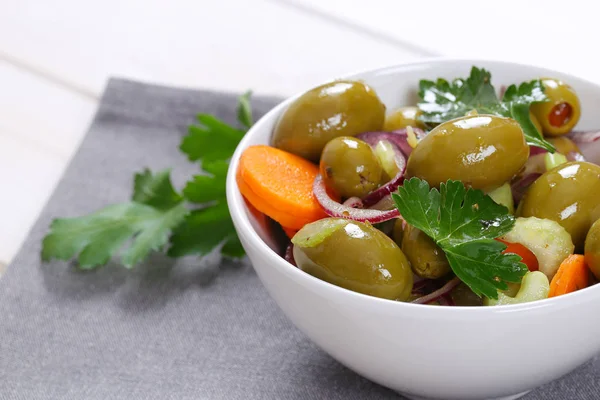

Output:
xmin=1 ymin=0 xmax=598 ymax=267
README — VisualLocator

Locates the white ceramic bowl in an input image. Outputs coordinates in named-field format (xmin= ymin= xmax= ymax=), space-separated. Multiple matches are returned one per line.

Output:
xmin=226 ymin=59 xmax=600 ymax=400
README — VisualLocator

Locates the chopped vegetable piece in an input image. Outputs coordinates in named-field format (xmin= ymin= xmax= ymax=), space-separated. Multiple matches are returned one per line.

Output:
xmin=313 ymin=174 xmax=400 ymax=223
xmin=237 ymin=145 xmax=328 ymax=230
xmin=497 ymin=239 xmax=539 ymax=271
xmin=549 ymin=254 xmax=589 ymax=297
xmin=500 ymin=217 xmax=574 ymax=279
xmin=488 ymin=183 xmax=514 ymax=214
xmin=484 ymin=271 xmax=550 ymax=306
xmin=544 ymin=152 xmax=568 ymax=171
xmin=373 ymin=140 xmax=401 ymax=178
xmin=406 ymin=126 xmax=419 ymax=149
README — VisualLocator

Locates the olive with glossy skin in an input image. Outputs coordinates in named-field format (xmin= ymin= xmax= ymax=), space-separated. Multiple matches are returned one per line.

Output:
xmin=405 ymin=115 xmax=529 ymax=191
xmin=320 ymin=136 xmax=383 ymax=198
xmin=548 ymin=137 xmax=582 ymax=155
xmin=292 ymin=218 xmax=413 ymax=300
xmin=392 ymin=219 xmax=405 ymax=248
xmin=585 ymin=219 xmax=600 ymax=280
xmin=530 ymin=78 xmax=581 ymax=137
xmin=383 ymin=106 xmax=425 ymax=131
xmin=401 ymin=224 xmax=451 ymax=279
xmin=450 ymin=283 xmax=483 ymax=307
xmin=272 ymin=80 xmax=386 ymax=162
xmin=519 ymin=161 xmax=600 ymax=249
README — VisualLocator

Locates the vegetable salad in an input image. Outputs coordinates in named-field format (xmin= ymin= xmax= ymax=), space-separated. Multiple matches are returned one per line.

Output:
xmin=236 ymin=67 xmax=600 ymax=306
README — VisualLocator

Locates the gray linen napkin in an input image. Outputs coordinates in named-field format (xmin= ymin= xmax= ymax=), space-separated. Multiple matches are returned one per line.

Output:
xmin=0 ymin=79 xmax=598 ymax=400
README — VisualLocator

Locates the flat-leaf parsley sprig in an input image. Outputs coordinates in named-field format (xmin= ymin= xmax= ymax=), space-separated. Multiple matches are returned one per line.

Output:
xmin=393 ymin=178 xmax=528 ymax=299
xmin=417 ymin=66 xmax=555 ymax=152
xmin=41 ymin=91 xmax=254 ymax=269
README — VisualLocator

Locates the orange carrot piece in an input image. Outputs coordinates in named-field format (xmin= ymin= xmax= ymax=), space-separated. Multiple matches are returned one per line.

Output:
xmin=496 ymin=239 xmax=539 ymax=272
xmin=549 ymin=254 xmax=589 ymax=298
xmin=236 ymin=145 xmax=328 ymax=230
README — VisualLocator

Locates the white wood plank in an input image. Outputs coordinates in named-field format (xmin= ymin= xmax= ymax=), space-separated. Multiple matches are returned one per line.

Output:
xmin=0 ymin=60 xmax=96 ymax=264
xmin=0 ymin=0 xmax=424 ymax=98
xmin=287 ymin=0 xmax=600 ymax=85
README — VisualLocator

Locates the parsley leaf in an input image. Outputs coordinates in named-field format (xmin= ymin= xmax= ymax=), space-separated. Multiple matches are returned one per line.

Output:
xmin=393 ymin=178 xmax=528 ymax=299
xmin=237 ymin=90 xmax=253 ymax=129
xmin=180 ymin=115 xmax=245 ymax=163
xmin=42 ymin=170 xmax=188 ymax=269
xmin=181 ymin=160 xmax=228 ymax=204
xmin=169 ymin=93 xmax=253 ymax=258
xmin=168 ymin=203 xmax=243 ymax=258
xmin=169 ymin=160 xmax=241 ymax=258
xmin=133 ymin=168 xmax=182 ymax=209
xmin=418 ymin=66 xmax=555 ymax=152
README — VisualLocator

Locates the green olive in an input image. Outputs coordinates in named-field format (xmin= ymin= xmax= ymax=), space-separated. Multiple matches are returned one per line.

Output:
xmin=450 ymin=283 xmax=483 ymax=307
xmin=320 ymin=136 xmax=383 ymax=198
xmin=292 ymin=218 xmax=413 ymax=300
xmin=405 ymin=115 xmax=529 ymax=191
xmin=584 ymin=218 xmax=600 ymax=280
xmin=519 ymin=161 xmax=600 ymax=250
xmin=392 ymin=219 xmax=405 ymax=248
xmin=401 ymin=224 xmax=451 ymax=279
xmin=272 ymin=80 xmax=385 ymax=162
xmin=530 ymin=78 xmax=581 ymax=137
xmin=383 ymin=106 xmax=425 ymax=131
xmin=548 ymin=137 xmax=582 ymax=155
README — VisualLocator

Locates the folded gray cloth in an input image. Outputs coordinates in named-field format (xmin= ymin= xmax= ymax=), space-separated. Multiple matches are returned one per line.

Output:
xmin=0 ymin=79 xmax=597 ymax=399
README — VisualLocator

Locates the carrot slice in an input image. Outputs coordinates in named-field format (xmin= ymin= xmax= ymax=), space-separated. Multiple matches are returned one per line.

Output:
xmin=497 ymin=239 xmax=539 ymax=272
xmin=236 ymin=145 xmax=328 ymax=230
xmin=549 ymin=254 xmax=589 ymax=298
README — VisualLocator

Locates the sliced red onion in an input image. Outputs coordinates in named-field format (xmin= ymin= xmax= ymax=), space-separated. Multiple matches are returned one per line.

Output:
xmin=284 ymin=243 xmax=296 ymax=267
xmin=567 ymin=151 xmax=586 ymax=162
xmin=438 ymin=295 xmax=453 ymax=306
xmin=568 ymin=130 xmax=600 ymax=164
xmin=342 ymin=197 xmax=364 ymax=209
xmin=358 ymin=128 xmax=426 ymax=158
xmin=522 ymin=153 xmax=547 ymax=175
xmin=529 ymin=146 xmax=548 ymax=156
xmin=411 ymin=277 xmax=461 ymax=305
xmin=499 ymin=85 xmax=507 ymax=99
xmin=437 ymin=297 xmax=449 ymax=306
xmin=356 ymin=132 xmax=412 ymax=207
xmin=313 ymin=174 xmax=400 ymax=223
xmin=511 ymin=173 xmax=542 ymax=204
xmin=411 ymin=278 xmax=430 ymax=294
xmin=568 ymin=130 xmax=600 ymax=143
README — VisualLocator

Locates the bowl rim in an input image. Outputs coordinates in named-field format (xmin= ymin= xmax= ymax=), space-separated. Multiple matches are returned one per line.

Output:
xmin=226 ymin=57 xmax=600 ymax=314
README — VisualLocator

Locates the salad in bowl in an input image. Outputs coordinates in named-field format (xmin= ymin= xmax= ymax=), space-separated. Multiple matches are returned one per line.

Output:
xmin=235 ymin=65 xmax=600 ymax=307
xmin=226 ymin=60 xmax=600 ymax=400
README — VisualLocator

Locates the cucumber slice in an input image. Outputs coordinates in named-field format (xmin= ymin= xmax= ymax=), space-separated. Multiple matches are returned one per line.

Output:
xmin=484 ymin=271 xmax=550 ymax=306
xmin=487 ymin=183 xmax=514 ymax=214
xmin=500 ymin=217 xmax=574 ymax=279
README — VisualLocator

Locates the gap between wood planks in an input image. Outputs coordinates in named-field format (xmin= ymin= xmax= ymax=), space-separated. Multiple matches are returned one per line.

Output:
xmin=0 ymin=50 xmax=99 ymax=101
xmin=270 ymin=0 xmax=438 ymax=57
